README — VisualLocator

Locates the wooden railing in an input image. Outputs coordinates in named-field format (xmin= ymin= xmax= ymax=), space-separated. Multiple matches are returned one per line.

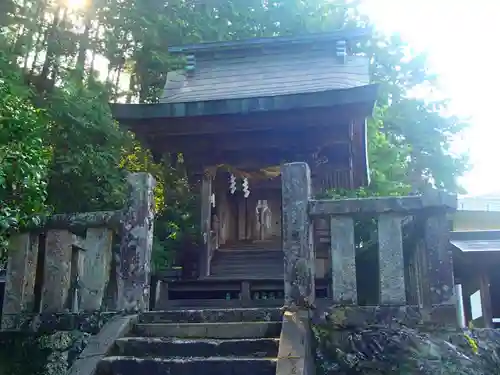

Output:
xmin=281 ymin=162 xmax=457 ymax=322
xmin=1 ymin=173 xmax=155 ymax=329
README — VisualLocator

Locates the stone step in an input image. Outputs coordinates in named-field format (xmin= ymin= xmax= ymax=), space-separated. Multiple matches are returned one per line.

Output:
xmin=210 ymin=266 xmax=283 ymax=273
xmin=139 ymin=307 xmax=282 ymax=324
xmin=210 ymin=265 xmax=282 ymax=270
xmin=211 ymin=256 xmax=283 ymax=263
xmin=212 ymin=254 xmax=285 ymax=263
xmin=114 ymin=337 xmax=279 ymax=358
xmin=133 ymin=321 xmax=282 ymax=339
xmin=210 ymin=261 xmax=282 ymax=267
xmin=97 ymin=356 xmax=277 ymax=375
xmin=209 ymin=270 xmax=284 ymax=278
xmin=212 ymin=252 xmax=283 ymax=258
xmin=154 ymin=298 xmax=283 ymax=311
xmin=211 ymin=260 xmax=283 ymax=266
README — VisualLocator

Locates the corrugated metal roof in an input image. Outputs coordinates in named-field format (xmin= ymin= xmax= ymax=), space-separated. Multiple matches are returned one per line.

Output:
xmin=451 ymin=239 xmax=500 ymax=252
xmin=160 ymin=46 xmax=369 ymax=104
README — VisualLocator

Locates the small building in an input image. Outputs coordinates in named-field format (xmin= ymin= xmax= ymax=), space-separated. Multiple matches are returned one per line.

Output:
xmin=112 ymin=30 xmax=378 ymax=289
xmin=452 ymin=195 xmax=500 ymax=328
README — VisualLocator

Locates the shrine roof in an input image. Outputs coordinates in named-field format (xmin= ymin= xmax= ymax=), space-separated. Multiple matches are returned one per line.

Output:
xmin=158 ymin=29 xmax=372 ymax=105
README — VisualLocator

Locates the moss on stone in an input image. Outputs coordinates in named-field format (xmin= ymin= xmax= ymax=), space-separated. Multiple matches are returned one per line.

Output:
xmin=314 ymin=323 xmax=500 ymax=375
xmin=0 ymin=331 xmax=90 ymax=375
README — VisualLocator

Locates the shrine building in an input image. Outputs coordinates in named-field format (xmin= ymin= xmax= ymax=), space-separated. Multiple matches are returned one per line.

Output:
xmin=111 ymin=29 xmax=379 ymax=296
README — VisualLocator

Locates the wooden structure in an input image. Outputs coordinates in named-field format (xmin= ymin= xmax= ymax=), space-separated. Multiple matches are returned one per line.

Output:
xmin=112 ymin=29 xmax=379 ymax=286
xmin=451 ymin=195 xmax=500 ymax=328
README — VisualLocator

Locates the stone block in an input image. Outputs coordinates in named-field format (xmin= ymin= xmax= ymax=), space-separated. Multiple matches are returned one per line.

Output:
xmin=1 ymin=233 xmax=39 ymax=329
xmin=276 ymin=310 xmax=315 ymax=375
xmin=330 ymin=216 xmax=357 ymax=305
xmin=42 ymin=230 xmax=74 ymax=312
xmin=378 ymin=213 xmax=406 ymax=305
xmin=80 ymin=228 xmax=113 ymax=311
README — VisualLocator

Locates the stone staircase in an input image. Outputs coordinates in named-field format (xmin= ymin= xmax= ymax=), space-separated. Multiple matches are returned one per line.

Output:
xmin=95 ymin=308 xmax=282 ymax=375
xmin=209 ymin=249 xmax=284 ymax=279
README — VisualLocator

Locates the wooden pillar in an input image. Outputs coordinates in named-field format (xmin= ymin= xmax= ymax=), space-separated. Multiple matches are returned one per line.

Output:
xmin=281 ymin=162 xmax=315 ymax=308
xmin=1 ymin=233 xmax=39 ymax=328
xmin=377 ymin=214 xmax=406 ymax=305
xmin=117 ymin=172 xmax=155 ymax=311
xmin=200 ymin=173 xmax=212 ymax=278
xmin=479 ymin=270 xmax=493 ymax=328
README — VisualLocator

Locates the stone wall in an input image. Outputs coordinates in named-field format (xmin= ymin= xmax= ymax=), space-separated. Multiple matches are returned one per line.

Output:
xmin=0 ymin=331 xmax=88 ymax=375
xmin=314 ymin=323 xmax=500 ymax=375
xmin=0 ymin=312 xmax=116 ymax=375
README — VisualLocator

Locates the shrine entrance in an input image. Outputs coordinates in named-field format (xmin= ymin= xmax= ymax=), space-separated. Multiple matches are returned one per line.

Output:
xmin=211 ymin=170 xmax=282 ymax=252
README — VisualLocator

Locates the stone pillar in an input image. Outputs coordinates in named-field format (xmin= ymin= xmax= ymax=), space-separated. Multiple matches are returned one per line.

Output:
xmin=330 ymin=216 xmax=357 ymax=305
xmin=424 ymin=211 xmax=456 ymax=322
xmin=79 ymin=228 xmax=113 ymax=311
xmin=1 ymin=233 xmax=39 ymax=328
xmin=378 ymin=214 xmax=406 ymax=305
xmin=117 ymin=172 xmax=155 ymax=312
xmin=281 ymin=162 xmax=315 ymax=308
xmin=42 ymin=230 xmax=74 ymax=312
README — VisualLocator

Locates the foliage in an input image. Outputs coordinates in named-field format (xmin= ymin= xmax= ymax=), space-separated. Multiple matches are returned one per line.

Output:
xmin=45 ymin=78 xmax=129 ymax=213
xmin=0 ymin=49 xmax=51 ymax=237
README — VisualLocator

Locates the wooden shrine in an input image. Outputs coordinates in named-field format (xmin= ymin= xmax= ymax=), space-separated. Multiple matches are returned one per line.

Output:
xmin=112 ymin=29 xmax=379 ymax=280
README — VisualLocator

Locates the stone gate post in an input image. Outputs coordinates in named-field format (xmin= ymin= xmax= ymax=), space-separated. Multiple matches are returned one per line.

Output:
xmin=116 ymin=172 xmax=156 ymax=311
xmin=281 ymin=162 xmax=315 ymax=309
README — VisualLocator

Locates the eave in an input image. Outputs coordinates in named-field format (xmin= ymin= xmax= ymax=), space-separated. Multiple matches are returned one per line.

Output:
xmin=111 ymin=84 xmax=379 ymax=121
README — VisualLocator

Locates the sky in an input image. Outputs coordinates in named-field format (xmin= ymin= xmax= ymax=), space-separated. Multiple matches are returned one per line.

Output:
xmin=359 ymin=0 xmax=500 ymax=196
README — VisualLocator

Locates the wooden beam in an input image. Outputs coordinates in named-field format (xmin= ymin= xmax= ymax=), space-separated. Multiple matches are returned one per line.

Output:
xmin=126 ymin=104 xmax=367 ymax=137
xmin=147 ymin=128 xmax=350 ymax=154
xmin=183 ymin=145 xmax=351 ymax=170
